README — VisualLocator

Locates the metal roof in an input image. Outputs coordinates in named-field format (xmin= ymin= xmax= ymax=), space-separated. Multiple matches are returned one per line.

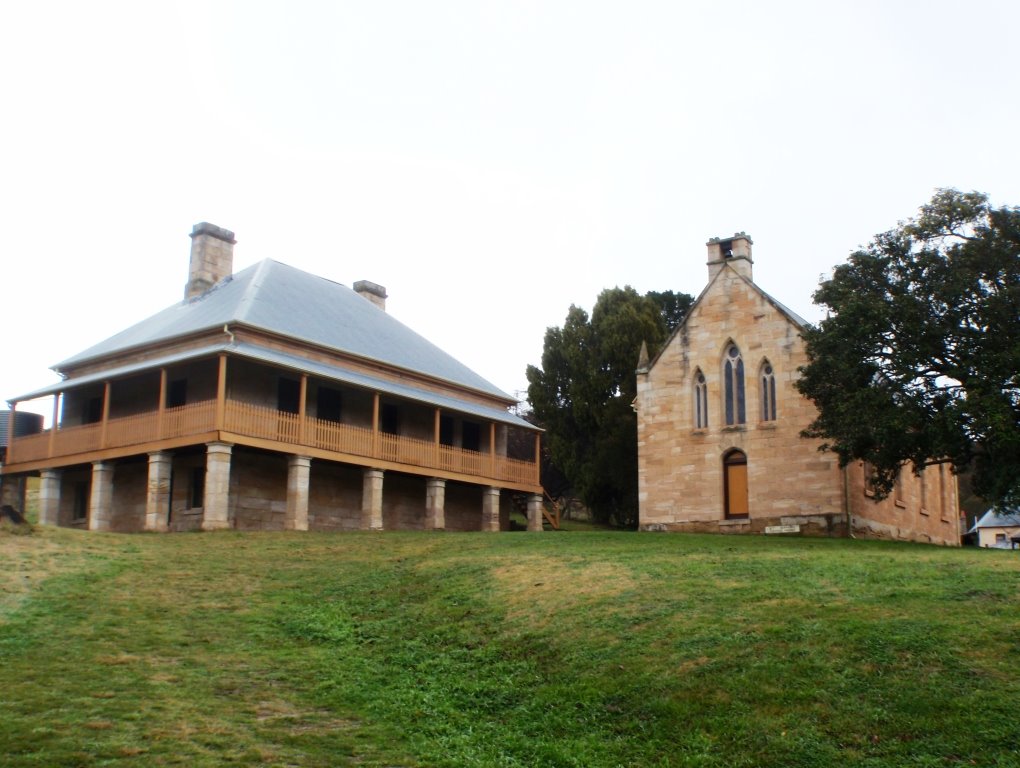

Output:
xmin=968 ymin=508 xmax=1020 ymax=533
xmin=233 ymin=343 xmax=535 ymax=429
xmin=12 ymin=344 xmax=232 ymax=402
xmin=55 ymin=259 xmax=513 ymax=402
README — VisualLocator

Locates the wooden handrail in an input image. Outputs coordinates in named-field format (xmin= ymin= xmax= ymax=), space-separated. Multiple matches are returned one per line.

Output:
xmin=5 ymin=396 xmax=540 ymax=487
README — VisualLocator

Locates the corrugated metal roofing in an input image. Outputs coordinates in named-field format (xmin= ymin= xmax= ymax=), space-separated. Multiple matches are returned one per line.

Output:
xmin=56 ymin=259 xmax=513 ymax=402
xmin=231 ymin=343 xmax=536 ymax=429
xmin=12 ymin=344 xmax=232 ymax=402
xmin=968 ymin=508 xmax=1020 ymax=533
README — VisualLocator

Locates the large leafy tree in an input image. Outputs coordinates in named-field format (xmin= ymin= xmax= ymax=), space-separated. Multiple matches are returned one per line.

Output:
xmin=527 ymin=287 xmax=692 ymax=526
xmin=797 ymin=189 xmax=1020 ymax=506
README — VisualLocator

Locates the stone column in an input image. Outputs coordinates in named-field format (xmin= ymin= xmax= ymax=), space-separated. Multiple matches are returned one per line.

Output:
xmin=286 ymin=455 xmax=311 ymax=531
xmin=527 ymin=493 xmax=544 ymax=532
xmin=89 ymin=461 xmax=114 ymax=532
xmin=481 ymin=487 xmax=500 ymax=532
xmin=361 ymin=469 xmax=384 ymax=530
xmin=145 ymin=451 xmax=173 ymax=532
xmin=202 ymin=442 xmax=233 ymax=531
xmin=425 ymin=478 xmax=446 ymax=530
xmin=38 ymin=469 xmax=62 ymax=526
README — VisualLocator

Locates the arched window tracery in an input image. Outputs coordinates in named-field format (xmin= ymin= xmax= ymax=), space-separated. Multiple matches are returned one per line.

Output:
xmin=723 ymin=344 xmax=745 ymax=425
xmin=760 ymin=360 xmax=777 ymax=421
xmin=693 ymin=369 xmax=708 ymax=429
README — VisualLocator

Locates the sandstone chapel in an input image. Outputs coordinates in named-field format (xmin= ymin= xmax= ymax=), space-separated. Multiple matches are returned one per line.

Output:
xmin=634 ymin=234 xmax=960 ymax=545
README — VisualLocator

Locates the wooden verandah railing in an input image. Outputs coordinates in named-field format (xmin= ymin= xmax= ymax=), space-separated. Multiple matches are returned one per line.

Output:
xmin=5 ymin=398 xmax=540 ymax=489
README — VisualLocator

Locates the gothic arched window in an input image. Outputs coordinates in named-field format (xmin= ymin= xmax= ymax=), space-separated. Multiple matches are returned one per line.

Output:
xmin=760 ymin=360 xmax=777 ymax=421
xmin=723 ymin=344 xmax=745 ymax=425
xmin=693 ymin=370 xmax=708 ymax=429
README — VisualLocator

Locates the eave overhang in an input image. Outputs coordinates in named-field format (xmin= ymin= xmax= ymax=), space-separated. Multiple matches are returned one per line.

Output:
xmin=10 ymin=342 xmax=537 ymax=432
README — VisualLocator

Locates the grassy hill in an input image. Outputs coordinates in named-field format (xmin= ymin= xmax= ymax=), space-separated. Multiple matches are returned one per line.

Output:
xmin=1 ymin=526 xmax=1018 ymax=767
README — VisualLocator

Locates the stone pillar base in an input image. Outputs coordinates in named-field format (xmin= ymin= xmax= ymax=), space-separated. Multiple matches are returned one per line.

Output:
xmin=425 ymin=478 xmax=446 ymax=530
xmin=482 ymin=487 xmax=500 ymax=532
xmin=145 ymin=452 xmax=172 ymax=532
xmin=527 ymin=493 xmax=544 ymax=532
xmin=286 ymin=455 xmax=311 ymax=531
xmin=362 ymin=469 xmax=384 ymax=530
xmin=38 ymin=469 xmax=62 ymax=526
xmin=202 ymin=442 xmax=233 ymax=531
xmin=89 ymin=461 xmax=114 ymax=532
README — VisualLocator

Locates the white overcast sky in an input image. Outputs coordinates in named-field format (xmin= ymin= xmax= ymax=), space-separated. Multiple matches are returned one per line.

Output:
xmin=2 ymin=1 xmax=1018 ymax=418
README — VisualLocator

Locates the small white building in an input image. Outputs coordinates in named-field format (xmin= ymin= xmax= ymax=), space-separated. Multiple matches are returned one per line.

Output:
xmin=967 ymin=509 xmax=1020 ymax=549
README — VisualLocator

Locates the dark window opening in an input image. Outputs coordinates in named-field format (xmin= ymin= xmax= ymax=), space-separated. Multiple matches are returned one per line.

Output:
xmin=72 ymin=481 xmax=89 ymax=521
xmin=863 ymin=461 xmax=877 ymax=497
xmin=278 ymin=377 xmax=300 ymax=414
xmin=381 ymin=403 xmax=400 ymax=435
xmin=894 ymin=468 xmax=905 ymax=507
xmin=317 ymin=386 xmax=343 ymax=423
xmin=439 ymin=414 xmax=455 ymax=446
xmin=189 ymin=467 xmax=205 ymax=509
xmin=83 ymin=396 xmax=103 ymax=424
xmin=167 ymin=378 xmax=188 ymax=408
xmin=462 ymin=421 xmax=481 ymax=452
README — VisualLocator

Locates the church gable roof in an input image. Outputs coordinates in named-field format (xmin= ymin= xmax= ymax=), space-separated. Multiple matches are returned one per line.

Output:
xmin=644 ymin=263 xmax=811 ymax=373
xmin=56 ymin=259 xmax=512 ymax=402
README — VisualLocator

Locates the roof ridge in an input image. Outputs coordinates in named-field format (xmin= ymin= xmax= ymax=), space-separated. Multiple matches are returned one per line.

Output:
xmin=233 ymin=259 xmax=275 ymax=324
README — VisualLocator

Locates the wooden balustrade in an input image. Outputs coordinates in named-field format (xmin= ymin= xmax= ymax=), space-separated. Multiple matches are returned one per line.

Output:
xmin=53 ymin=422 xmax=103 ymax=456
xmin=105 ymin=411 xmax=160 ymax=447
xmin=6 ymin=397 xmax=538 ymax=486
xmin=7 ymin=431 xmax=51 ymax=463
xmin=163 ymin=401 xmax=217 ymax=438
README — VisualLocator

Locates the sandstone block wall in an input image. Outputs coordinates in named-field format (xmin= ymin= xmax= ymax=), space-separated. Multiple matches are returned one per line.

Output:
xmin=230 ymin=451 xmax=290 ymax=531
xmin=109 ymin=461 xmax=146 ymax=532
xmin=846 ymin=461 xmax=959 ymax=546
xmin=308 ymin=462 xmax=364 ymax=530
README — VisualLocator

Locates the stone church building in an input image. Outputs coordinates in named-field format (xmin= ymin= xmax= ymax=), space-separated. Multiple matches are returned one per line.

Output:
xmin=635 ymin=234 xmax=960 ymax=545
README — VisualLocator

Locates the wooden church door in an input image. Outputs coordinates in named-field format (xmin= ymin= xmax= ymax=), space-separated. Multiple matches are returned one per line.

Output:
xmin=724 ymin=450 xmax=749 ymax=518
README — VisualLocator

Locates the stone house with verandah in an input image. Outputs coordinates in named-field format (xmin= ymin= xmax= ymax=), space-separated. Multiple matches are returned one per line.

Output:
xmin=0 ymin=223 xmax=545 ymax=533
xmin=634 ymin=233 xmax=960 ymax=545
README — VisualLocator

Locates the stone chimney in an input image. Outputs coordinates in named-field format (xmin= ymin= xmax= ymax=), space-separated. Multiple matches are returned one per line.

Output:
xmin=707 ymin=232 xmax=753 ymax=282
xmin=185 ymin=222 xmax=236 ymax=300
xmin=353 ymin=280 xmax=387 ymax=311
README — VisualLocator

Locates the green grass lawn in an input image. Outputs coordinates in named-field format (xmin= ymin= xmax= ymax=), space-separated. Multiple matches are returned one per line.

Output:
xmin=1 ymin=526 xmax=1019 ymax=767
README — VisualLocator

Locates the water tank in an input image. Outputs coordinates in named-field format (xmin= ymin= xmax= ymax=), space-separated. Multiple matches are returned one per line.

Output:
xmin=0 ymin=410 xmax=44 ymax=447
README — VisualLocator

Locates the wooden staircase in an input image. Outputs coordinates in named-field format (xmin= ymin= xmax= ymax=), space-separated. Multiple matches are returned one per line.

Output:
xmin=542 ymin=492 xmax=560 ymax=530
